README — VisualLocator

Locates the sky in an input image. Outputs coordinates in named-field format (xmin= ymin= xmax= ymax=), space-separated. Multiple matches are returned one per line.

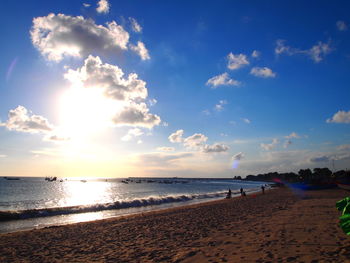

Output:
xmin=0 ymin=0 xmax=349 ymax=178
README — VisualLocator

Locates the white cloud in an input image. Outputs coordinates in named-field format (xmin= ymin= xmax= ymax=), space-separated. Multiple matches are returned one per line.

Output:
xmin=250 ymin=67 xmax=276 ymax=78
xmin=129 ymin=17 xmax=142 ymax=33
xmin=309 ymin=41 xmax=332 ymax=63
xmin=65 ymin=55 xmax=147 ymax=101
xmin=31 ymin=13 xmax=129 ymax=61
xmin=121 ymin=128 xmax=143 ymax=141
xmin=206 ymin=73 xmax=240 ymax=88
xmin=251 ymin=50 xmax=260 ymax=58
xmin=203 ymin=143 xmax=229 ymax=153
xmin=157 ymin=147 xmax=175 ymax=152
xmin=260 ymin=138 xmax=279 ymax=151
xmin=65 ymin=56 xmax=160 ymax=128
xmin=96 ymin=0 xmax=110 ymax=14
xmin=129 ymin=41 xmax=150 ymax=60
xmin=168 ymin=130 xmax=229 ymax=154
xmin=215 ymin=100 xmax=227 ymax=112
xmin=232 ymin=152 xmax=244 ymax=161
xmin=184 ymin=133 xmax=208 ymax=149
xmin=326 ymin=110 xmax=350 ymax=123
xmin=227 ymin=52 xmax=249 ymax=70
xmin=112 ymin=102 xmax=161 ymax=128
xmin=1 ymin=106 xmax=53 ymax=133
xmin=242 ymin=118 xmax=251 ymax=124
xmin=0 ymin=154 xmax=7 ymax=158
xmin=337 ymin=20 xmax=347 ymax=31
xmin=275 ymin=39 xmax=332 ymax=63
xmin=169 ymin=129 xmax=184 ymax=143
xmin=83 ymin=3 xmax=91 ymax=7
xmin=285 ymin=132 xmax=300 ymax=139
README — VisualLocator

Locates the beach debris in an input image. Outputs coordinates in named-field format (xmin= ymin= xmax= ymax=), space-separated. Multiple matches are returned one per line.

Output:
xmin=336 ymin=197 xmax=350 ymax=235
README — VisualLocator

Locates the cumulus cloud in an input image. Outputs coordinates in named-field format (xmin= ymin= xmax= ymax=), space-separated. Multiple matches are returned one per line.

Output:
xmin=157 ymin=147 xmax=175 ymax=152
xmin=337 ymin=20 xmax=347 ymax=31
xmin=260 ymin=138 xmax=279 ymax=151
xmin=65 ymin=55 xmax=160 ymax=128
xmin=31 ymin=13 xmax=129 ymax=61
xmin=1 ymin=106 xmax=53 ymax=133
xmin=129 ymin=41 xmax=150 ymax=60
xmin=227 ymin=52 xmax=249 ymax=70
xmin=168 ymin=130 xmax=228 ymax=154
xmin=206 ymin=73 xmax=240 ymax=88
xmin=232 ymin=152 xmax=244 ymax=161
xmin=215 ymin=100 xmax=227 ymax=112
xmin=112 ymin=103 xmax=161 ymax=128
xmin=184 ymin=133 xmax=208 ymax=149
xmin=275 ymin=39 xmax=332 ymax=63
xmin=326 ymin=110 xmax=350 ymax=124
xmin=129 ymin=17 xmax=142 ymax=33
xmin=96 ymin=0 xmax=110 ymax=14
xmin=251 ymin=50 xmax=260 ymax=58
xmin=250 ymin=67 xmax=276 ymax=78
xmin=203 ymin=143 xmax=229 ymax=153
xmin=121 ymin=128 xmax=143 ymax=141
xmin=169 ymin=129 xmax=184 ymax=143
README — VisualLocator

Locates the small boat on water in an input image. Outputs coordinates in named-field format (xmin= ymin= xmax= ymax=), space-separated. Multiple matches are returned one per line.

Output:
xmin=4 ymin=177 xmax=20 ymax=180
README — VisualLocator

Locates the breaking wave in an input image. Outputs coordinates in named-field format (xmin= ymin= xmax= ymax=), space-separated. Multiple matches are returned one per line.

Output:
xmin=0 ymin=191 xmax=234 ymax=221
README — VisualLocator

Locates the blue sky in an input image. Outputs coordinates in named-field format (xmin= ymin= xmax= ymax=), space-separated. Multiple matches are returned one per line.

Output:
xmin=0 ymin=0 xmax=349 ymax=178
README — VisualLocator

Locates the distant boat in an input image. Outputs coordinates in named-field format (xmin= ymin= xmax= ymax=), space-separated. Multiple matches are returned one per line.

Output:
xmin=81 ymin=180 xmax=87 ymax=183
xmin=337 ymin=183 xmax=350 ymax=191
xmin=45 ymin=176 xmax=57 ymax=182
xmin=4 ymin=177 xmax=20 ymax=180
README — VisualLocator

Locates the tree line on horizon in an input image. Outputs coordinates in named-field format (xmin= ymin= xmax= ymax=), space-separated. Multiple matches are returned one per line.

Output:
xmin=233 ymin=168 xmax=350 ymax=184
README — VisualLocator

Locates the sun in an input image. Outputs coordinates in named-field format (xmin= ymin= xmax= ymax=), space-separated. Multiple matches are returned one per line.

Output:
xmin=58 ymin=86 xmax=117 ymax=140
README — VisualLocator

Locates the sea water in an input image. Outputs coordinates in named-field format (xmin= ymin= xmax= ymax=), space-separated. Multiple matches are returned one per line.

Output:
xmin=0 ymin=177 xmax=266 ymax=233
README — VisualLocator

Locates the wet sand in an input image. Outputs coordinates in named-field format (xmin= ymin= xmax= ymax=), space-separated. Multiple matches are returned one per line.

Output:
xmin=1 ymin=187 xmax=350 ymax=262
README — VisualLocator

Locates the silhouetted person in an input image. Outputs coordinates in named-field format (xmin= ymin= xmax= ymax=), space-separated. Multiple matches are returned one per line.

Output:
xmin=226 ymin=188 xmax=232 ymax=199
xmin=240 ymin=187 xmax=244 ymax=196
xmin=261 ymin=185 xmax=265 ymax=194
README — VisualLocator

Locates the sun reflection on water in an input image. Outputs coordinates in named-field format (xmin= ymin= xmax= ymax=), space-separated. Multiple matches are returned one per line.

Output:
xmin=61 ymin=181 xmax=113 ymax=207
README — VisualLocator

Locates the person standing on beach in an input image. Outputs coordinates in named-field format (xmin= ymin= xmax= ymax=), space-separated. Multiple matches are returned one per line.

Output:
xmin=226 ymin=188 xmax=232 ymax=199
xmin=240 ymin=187 xmax=243 ymax=196
xmin=261 ymin=185 xmax=265 ymax=194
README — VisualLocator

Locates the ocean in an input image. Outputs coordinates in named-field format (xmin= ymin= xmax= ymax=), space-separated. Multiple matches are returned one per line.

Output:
xmin=0 ymin=177 xmax=266 ymax=233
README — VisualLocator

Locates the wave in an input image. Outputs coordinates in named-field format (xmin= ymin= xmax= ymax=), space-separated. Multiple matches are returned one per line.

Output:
xmin=0 ymin=191 xmax=233 ymax=221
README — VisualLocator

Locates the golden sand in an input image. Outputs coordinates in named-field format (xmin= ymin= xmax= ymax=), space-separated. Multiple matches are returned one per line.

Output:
xmin=1 ymin=187 xmax=350 ymax=262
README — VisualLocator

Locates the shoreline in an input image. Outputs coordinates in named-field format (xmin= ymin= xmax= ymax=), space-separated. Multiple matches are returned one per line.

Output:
xmin=0 ymin=189 xmax=256 ymax=234
xmin=1 ymin=187 xmax=349 ymax=262
xmin=0 ymin=186 xmax=263 ymax=234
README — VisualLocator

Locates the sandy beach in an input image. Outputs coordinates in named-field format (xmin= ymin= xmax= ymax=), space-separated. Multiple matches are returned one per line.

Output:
xmin=1 ymin=187 xmax=350 ymax=262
